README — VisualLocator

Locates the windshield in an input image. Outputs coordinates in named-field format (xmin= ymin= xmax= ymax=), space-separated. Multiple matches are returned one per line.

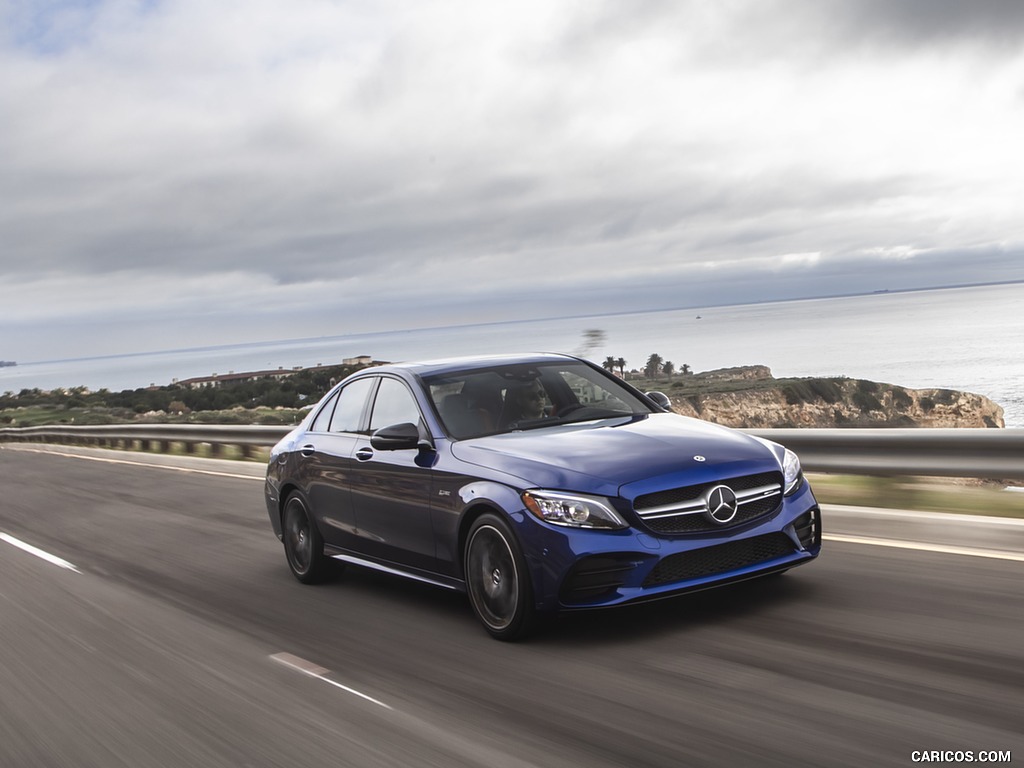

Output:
xmin=424 ymin=361 xmax=653 ymax=439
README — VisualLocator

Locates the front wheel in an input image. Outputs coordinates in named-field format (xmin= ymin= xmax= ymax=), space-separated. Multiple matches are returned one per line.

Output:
xmin=282 ymin=493 xmax=331 ymax=584
xmin=464 ymin=514 xmax=535 ymax=641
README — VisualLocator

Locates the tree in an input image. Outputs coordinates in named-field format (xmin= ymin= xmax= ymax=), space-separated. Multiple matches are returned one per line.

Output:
xmin=615 ymin=357 xmax=626 ymax=377
xmin=681 ymin=364 xmax=692 ymax=376
xmin=644 ymin=353 xmax=663 ymax=379
xmin=602 ymin=356 xmax=617 ymax=373
xmin=662 ymin=361 xmax=674 ymax=378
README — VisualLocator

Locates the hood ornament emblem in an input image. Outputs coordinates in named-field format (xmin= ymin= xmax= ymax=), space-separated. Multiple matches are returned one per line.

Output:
xmin=693 ymin=455 xmax=706 ymax=462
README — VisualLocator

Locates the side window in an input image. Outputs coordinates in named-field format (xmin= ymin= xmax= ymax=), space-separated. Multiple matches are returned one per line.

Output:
xmin=369 ymin=378 xmax=422 ymax=431
xmin=558 ymin=369 xmax=630 ymax=412
xmin=329 ymin=377 xmax=375 ymax=433
xmin=309 ymin=391 xmax=340 ymax=433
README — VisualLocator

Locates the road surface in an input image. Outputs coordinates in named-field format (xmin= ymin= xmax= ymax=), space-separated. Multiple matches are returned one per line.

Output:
xmin=1 ymin=445 xmax=1020 ymax=767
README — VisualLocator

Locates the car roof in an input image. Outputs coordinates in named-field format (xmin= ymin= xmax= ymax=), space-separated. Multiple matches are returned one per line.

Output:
xmin=368 ymin=352 xmax=582 ymax=378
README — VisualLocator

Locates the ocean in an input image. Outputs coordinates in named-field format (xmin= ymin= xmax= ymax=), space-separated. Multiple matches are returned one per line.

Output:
xmin=3 ymin=282 xmax=1023 ymax=428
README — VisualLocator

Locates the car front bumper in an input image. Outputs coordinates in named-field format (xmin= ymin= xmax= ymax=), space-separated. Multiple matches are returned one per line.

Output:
xmin=517 ymin=480 xmax=821 ymax=611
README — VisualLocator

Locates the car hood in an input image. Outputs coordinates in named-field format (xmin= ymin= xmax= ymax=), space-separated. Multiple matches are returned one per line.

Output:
xmin=449 ymin=413 xmax=783 ymax=498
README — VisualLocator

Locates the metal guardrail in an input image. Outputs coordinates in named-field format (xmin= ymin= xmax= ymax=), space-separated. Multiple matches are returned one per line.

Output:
xmin=749 ymin=428 xmax=1024 ymax=481
xmin=0 ymin=423 xmax=289 ymax=460
xmin=1 ymin=423 xmax=1022 ymax=480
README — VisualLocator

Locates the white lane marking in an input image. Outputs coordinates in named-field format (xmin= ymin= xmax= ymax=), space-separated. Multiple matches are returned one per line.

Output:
xmin=270 ymin=652 xmax=392 ymax=710
xmin=0 ymin=533 xmax=81 ymax=573
xmin=823 ymin=533 xmax=1024 ymax=563
xmin=8 ymin=446 xmax=262 ymax=482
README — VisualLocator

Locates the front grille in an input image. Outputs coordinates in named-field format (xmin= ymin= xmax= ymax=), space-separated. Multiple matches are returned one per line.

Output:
xmin=642 ymin=533 xmax=795 ymax=587
xmin=559 ymin=554 xmax=640 ymax=604
xmin=633 ymin=472 xmax=783 ymax=535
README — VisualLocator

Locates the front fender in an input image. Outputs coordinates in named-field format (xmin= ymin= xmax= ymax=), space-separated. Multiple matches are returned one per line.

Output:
xmin=452 ymin=480 xmax=529 ymax=564
xmin=451 ymin=480 xmax=590 ymax=613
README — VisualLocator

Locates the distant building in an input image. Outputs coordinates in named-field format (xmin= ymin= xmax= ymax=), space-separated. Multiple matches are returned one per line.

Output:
xmin=342 ymin=355 xmax=373 ymax=367
xmin=176 ymin=367 xmax=304 ymax=390
xmin=173 ymin=357 xmax=379 ymax=389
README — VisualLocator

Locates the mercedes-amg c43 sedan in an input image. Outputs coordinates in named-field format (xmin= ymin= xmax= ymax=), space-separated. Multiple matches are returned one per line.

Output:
xmin=265 ymin=353 xmax=821 ymax=640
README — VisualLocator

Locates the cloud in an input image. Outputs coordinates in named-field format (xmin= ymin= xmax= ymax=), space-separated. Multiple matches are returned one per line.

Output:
xmin=822 ymin=0 xmax=1024 ymax=49
xmin=1 ymin=0 xmax=1023 ymax=362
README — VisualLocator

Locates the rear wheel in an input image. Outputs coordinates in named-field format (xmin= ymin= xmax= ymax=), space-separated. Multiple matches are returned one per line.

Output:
xmin=282 ymin=493 xmax=331 ymax=584
xmin=464 ymin=514 xmax=535 ymax=641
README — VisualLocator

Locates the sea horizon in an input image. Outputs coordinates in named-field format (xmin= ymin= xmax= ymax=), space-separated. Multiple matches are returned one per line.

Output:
xmin=3 ymin=282 xmax=1023 ymax=428
xmin=10 ymin=278 xmax=1023 ymax=369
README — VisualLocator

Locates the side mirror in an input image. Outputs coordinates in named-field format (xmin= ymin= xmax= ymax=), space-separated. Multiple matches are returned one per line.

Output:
xmin=371 ymin=422 xmax=422 ymax=451
xmin=646 ymin=391 xmax=672 ymax=412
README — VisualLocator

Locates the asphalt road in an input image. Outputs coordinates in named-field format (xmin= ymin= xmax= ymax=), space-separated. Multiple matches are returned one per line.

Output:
xmin=1 ymin=445 xmax=1021 ymax=768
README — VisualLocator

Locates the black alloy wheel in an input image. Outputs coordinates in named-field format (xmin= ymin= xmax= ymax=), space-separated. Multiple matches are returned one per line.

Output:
xmin=464 ymin=513 xmax=535 ymax=641
xmin=282 ymin=493 xmax=331 ymax=584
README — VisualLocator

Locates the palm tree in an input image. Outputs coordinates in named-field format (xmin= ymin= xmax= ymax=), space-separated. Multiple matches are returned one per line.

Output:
xmin=616 ymin=358 xmax=627 ymax=377
xmin=602 ymin=356 xmax=617 ymax=373
xmin=662 ymin=361 xmax=674 ymax=378
xmin=644 ymin=353 xmax=663 ymax=379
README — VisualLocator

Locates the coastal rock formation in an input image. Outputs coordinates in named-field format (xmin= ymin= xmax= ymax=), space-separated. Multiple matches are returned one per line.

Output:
xmin=661 ymin=367 xmax=1005 ymax=429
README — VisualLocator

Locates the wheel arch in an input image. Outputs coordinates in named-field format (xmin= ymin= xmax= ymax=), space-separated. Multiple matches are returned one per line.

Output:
xmin=453 ymin=479 xmax=528 ymax=579
xmin=277 ymin=482 xmax=304 ymax=530
xmin=456 ymin=501 xmax=505 ymax=579
xmin=278 ymin=483 xmax=329 ymax=544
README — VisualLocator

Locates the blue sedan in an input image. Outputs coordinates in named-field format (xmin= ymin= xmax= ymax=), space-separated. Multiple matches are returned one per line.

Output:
xmin=265 ymin=353 xmax=821 ymax=640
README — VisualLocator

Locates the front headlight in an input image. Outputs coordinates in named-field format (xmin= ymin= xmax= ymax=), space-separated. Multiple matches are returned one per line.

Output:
xmin=522 ymin=490 xmax=628 ymax=530
xmin=783 ymin=448 xmax=803 ymax=495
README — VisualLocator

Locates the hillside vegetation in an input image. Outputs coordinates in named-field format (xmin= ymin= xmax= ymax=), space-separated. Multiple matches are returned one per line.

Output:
xmin=0 ymin=362 xmax=362 ymax=427
xmin=636 ymin=365 xmax=1004 ymax=429
xmin=1 ymin=362 xmax=1004 ymax=429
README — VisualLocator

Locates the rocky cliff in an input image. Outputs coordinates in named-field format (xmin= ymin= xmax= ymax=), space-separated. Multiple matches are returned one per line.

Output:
xmin=655 ymin=366 xmax=1005 ymax=429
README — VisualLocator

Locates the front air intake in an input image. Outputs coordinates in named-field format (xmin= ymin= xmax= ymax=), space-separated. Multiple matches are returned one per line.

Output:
xmin=642 ymin=533 xmax=795 ymax=587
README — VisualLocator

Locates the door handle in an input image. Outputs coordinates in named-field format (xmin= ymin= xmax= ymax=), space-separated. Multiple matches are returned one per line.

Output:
xmin=355 ymin=447 xmax=374 ymax=461
xmin=300 ymin=444 xmax=316 ymax=457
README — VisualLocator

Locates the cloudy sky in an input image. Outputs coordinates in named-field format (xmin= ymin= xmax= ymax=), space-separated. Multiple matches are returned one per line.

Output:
xmin=2 ymin=0 xmax=1023 ymax=362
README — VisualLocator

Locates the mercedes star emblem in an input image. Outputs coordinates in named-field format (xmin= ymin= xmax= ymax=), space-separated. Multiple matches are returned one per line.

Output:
xmin=704 ymin=485 xmax=739 ymax=524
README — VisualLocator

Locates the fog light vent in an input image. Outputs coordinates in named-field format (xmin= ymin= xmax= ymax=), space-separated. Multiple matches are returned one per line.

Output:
xmin=793 ymin=508 xmax=821 ymax=549
xmin=559 ymin=555 xmax=640 ymax=605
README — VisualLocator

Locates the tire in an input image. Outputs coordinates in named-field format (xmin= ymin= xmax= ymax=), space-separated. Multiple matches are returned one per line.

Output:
xmin=282 ymin=493 xmax=331 ymax=584
xmin=464 ymin=513 xmax=535 ymax=641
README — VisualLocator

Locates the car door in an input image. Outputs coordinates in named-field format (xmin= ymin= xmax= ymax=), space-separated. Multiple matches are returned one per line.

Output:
xmin=300 ymin=377 xmax=375 ymax=551
xmin=349 ymin=375 xmax=437 ymax=571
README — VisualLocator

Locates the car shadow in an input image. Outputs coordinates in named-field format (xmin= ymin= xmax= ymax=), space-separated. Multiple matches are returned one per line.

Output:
xmin=319 ymin=561 xmax=471 ymax=615
xmin=297 ymin=561 xmax=821 ymax=646
xmin=533 ymin=572 xmax=821 ymax=646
